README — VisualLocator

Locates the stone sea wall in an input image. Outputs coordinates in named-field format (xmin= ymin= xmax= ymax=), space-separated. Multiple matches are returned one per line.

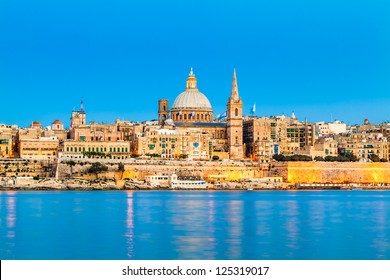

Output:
xmin=57 ymin=159 xmax=268 ymax=181
xmin=271 ymin=162 xmax=390 ymax=184
xmin=4 ymin=158 xmax=390 ymax=186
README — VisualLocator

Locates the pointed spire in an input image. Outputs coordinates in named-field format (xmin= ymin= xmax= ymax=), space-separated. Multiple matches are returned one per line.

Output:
xmin=80 ymin=98 xmax=85 ymax=113
xmin=190 ymin=67 xmax=193 ymax=75
xmin=291 ymin=110 xmax=296 ymax=119
xmin=230 ymin=68 xmax=239 ymax=101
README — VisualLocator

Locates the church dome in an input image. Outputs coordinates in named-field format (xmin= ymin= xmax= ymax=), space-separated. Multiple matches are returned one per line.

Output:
xmin=171 ymin=68 xmax=212 ymax=110
xmin=172 ymin=90 xmax=212 ymax=110
xmin=170 ymin=69 xmax=213 ymax=123
xmin=31 ymin=121 xmax=42 ymax=128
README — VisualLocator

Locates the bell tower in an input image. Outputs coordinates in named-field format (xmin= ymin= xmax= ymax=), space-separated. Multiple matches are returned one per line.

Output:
xmin=70 ymin=99 xmax=87 ymax=128
xmin=227 ymin=69 xmax=244 ymax=160
xmin=158 ymin=99 xmax=169 ymax=125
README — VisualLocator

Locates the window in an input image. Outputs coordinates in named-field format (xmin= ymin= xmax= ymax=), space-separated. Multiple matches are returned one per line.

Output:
xmin=235 ymin=108 xmax=238 ymax=117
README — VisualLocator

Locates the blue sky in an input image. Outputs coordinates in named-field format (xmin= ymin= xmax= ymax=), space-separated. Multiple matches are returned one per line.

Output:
xmin=1 ymin=0 xmax=389 ymax=128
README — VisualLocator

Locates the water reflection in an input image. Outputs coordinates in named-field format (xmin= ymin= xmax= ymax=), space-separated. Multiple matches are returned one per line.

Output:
xmin=6 ymin=192 xmax=16 ymax=239
xmin=284 ymin=200 xmax=299 ymax=252
xmin=168 ymin=194 xmax=217 ymax=259
xmin=1 ymin=191 xmax=390 ymax=259
xmin=371 ymin=201 xmax=389 ymax=258
xmin=226 ymin=200 xmax=243 ymax=259
xmin=125 ymin=191 xmax=134 ymax=258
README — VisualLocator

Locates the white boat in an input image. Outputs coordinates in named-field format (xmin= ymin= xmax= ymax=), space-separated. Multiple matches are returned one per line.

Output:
xmin=146 ymin=173 xmax=209 ymax=189
xmin=169 ymin=174 xmax=209 ymax=189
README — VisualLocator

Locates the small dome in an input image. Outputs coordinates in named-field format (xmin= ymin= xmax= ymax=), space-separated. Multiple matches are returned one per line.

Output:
xmin=52 ymin=120 xmax=63 ymax=125
xmin=31 ymin=121 xmax=42 ymax=128
xmin=164 ymin=118 xmax=175 ymax=126
xmin=172 ymin=90 xmax=212 ymax=110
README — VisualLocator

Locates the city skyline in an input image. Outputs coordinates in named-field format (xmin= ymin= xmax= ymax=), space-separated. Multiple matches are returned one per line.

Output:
xmin=1 ymin=0 xmax=389 ymax=127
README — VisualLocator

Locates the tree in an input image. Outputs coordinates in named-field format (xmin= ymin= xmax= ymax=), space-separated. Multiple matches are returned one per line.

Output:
xmin=368 ymin=154 xmax=380 ymax=162
xmin=88 ymin=162 xmax=108 ymax=179
xmin=272 ymin=154 xmax=285 ymax=161
xmin=314 ymin=156 xmax=325 ymax=161
xmin=118 ymin=163 xmax=125 ymax=179
xmin=324 ymin=156 xmax=336 ymax=162
xmin=65 ymin=160 xmax=77 ymax=177
xmin=272 ymin=154 xmax=312 ymax=162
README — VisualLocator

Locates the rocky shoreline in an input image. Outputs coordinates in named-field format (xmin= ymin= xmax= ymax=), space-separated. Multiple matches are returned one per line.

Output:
xmin=1 ymin=177 xmax=390 ymax=191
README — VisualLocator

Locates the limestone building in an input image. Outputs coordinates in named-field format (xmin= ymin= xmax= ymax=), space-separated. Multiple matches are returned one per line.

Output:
xmin=243 ymin=117 xmax=274 ymax=162
xmin=243 ymin=114 xmax=316 ymax=160
xmin=19 ymin=136 xmax=59 ymax=161
xmin=336 ymin=132 xmax=389 ymax=161
xmin=0 ymin=124 xmax=14 ymax=158
xmin=51 ymin=120 xmax=68 ymax=140
xmin=16 ymin=121 xmax=65 ymax=160
xmin=61 ymin=140 xmax=131 ymax=159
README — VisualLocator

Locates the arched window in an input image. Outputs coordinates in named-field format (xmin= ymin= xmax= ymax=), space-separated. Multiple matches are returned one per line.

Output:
xmin=235 ymin=108 xmax=239 ymax=117
xmin=163 ymin=105 xmax=166 ymax=111
xmin=184 ymin=114 xmax=187 ymax=120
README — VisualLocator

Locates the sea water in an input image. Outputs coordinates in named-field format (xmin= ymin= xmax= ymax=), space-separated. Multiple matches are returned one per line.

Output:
xmin=1 ymin=190 xmax=390 ymax=259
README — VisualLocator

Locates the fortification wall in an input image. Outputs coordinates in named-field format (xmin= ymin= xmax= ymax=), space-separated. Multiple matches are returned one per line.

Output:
xmin=57 ymin=159 xmax=267 ymax=181
xmin=271 ymin=162 xmax=390 ymax=184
